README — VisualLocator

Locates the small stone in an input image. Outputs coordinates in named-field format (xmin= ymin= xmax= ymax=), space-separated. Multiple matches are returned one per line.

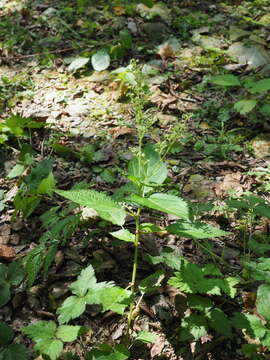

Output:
xmin=250 ymin=134 xmax=270 ymax=158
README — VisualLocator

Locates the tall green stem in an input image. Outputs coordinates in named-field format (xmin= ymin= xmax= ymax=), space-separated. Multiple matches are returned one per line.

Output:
xmin=128 ymin=208 xmax=141 ymax=329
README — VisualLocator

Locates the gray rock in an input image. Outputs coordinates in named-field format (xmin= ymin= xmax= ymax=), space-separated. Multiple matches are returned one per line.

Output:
xmin=228 ymin=42 xmax=270 ymax=69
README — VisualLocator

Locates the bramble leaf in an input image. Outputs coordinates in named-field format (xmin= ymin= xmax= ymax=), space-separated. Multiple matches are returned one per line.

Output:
xmin=210 ymin=74 xmax=241 ymax=86
xmin=234 ymin=99 xmax=258 ymax=115
xmin=56 ymin=325 xmax=81 ymax=342
xmin=110 ymin=229 xmax=135 ymax=243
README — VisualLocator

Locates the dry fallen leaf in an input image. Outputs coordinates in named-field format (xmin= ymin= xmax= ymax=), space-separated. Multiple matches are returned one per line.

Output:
xmin=0 ymin=244 xmax=16 ymax=261
xmin=151 ymin=335 xmax=165 ymax=358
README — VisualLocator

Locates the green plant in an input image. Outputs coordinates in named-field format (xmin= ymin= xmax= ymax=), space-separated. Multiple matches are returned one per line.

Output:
xmin=209 ymin=74 xmax=270 ymax=119
xmin=0 ymin=261 xmax=25 ymax=307
xmin=0 ymin=322 xmax=29 ymax=360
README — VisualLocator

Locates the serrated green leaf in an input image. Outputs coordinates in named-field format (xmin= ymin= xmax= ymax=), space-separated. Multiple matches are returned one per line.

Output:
xmin=0 ymin=322 xmax=14 ymax=346
xmin=249 ymin=78 xmax=270 ymax=93
xmin=113 ymin=344 xmax=129 ymax=360
xmin=131 ymin=193 xmax=190 ymax=219
xmin=187 ymin=295 xmax=213 ymax=312
xmin=231 ymin=312 xmax=266 ymax=339
xmin=70 ymin=265 xmax=97 ymax=297
xmin=139 ymin=223 xmax=162 ymax=233
xmin=210 ymin=74 xmax=241 ymax=86
xmin=244 ymin=258 xmax=270 ymax=282
xmin=68 ymin=57 xmax=90 ymax=72
xmin=180 ymin=314 xmax=208 ymax=341
xmin=207 ymin=308 xmax=232 ymax=337
xmin=220 ymin=277 xmax=240 ymax=298
xmin=135 ymin=331 xmax=157 ymax=344
xmin=139 ymin=270 xmax=165 ymax=294
xmin=7 ymin=164 xmax=25 ymax=179
xmin=57 ymin=296 xmax=87 ymax=324
xmin=21 ymin=321 xmax=56 ymax=341
xmin=7 ymin=261 xmax=25 ymax=286
xmin=167 ymin=220 xmax=230 ymax=239
xmin=110 ymin=229 xmax=135 ymax=243
xmin=256 ymin=284 xmax=270 ymax=323
xmin=144 ymin=247 xmax=183 ymax=270
xmin=86 ymin=286 xmax=130 ymax=315
xmin=55 ymin=189 xmax=126 ymax=226
xmin=0 ymin=344 xmax=29 ymax=360
xmin=254 ymin=204 xmax=270 ymax=219
xmin=91 ymin=51 xmax=110 ymax=71
xmin=56 ymin=325 xmax=81 ymax=342
xmin=260 ymin=104 xmax=270 ymax=117
xmin=248 ymin=237 xmax=270 ymax=255
xmin=35 ymin=339 xmax=63 ymax=360
xmin=234 ymin=99 xmax=258 ymax=115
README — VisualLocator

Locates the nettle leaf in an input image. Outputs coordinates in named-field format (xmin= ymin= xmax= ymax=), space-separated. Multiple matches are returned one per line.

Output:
xmin=244 ymin=258 xmax=270 ymax=282
xmin=91 ymin=50 xmax=110 ymax=71
xmin=131 ymin=193 xmax=190 ymax=219
xmin=234 ymin=99 xmax=258 ymax=115
xmin=254 ymin=204 xmax=270 ymax=219
xmin=256 ymin=284 xmax=270 ymax=323
xmin=167 ymin=220 xmax=230 ymax=239
xmin=139 ymin=223 xmax=162 ymax=233
xmin=249 ymin=78 xmax=270 ymax=93
xmin=55 ymin=189 xmax=126 ymax=226
xmin=207 ymin=309 xmax=232 ymax=337
xmin=37 ymin=172 xmax=56 ymax=196
xmin=210 ymin=74 xmax=241 ymax=87
xmin=56 ymin=325 xmax=81 ymax=342
xmin=110 ymin=229 xmax=135 ymax=243
xmin=0 ymin=344 xmax=29 ymax=360
xmin=135 ymin=331 xmax=157 ymax=344
xmin=0 ymin=322 xmax=14 ymax=346
xmin=220 ymin=277 xmax=240 ymax=298
xmin=57 ymin=296 xmax=87 ymax=324
xmin=70 ymin=265 xmax=97 ymax=297
xmin=68 ymin=57 xmax=90 ymax=72
xmin=180 ymin=314 xmax=208 ymax=341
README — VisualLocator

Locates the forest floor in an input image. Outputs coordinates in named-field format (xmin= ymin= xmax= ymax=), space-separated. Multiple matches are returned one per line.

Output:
xmin=1 ymin=1 xmax=270 ymax=359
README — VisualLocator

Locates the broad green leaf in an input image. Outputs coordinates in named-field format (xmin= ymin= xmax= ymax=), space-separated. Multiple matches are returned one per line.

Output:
xmin=91 ymin=51 xmax=110 ymax=71
xmin=139 ymin=270 xmax=165 ymax=294
xmin=0 ymin=282 xmax=10 ymax=307
xmin=35 ymin=339 xmax=63 ymax=360
xmin=244 ymin=258 xmax=270 ymax=282
xmin=21 ymin=321 xmax=56 ymax=341
xmin=187 ymin=294 xmax=213 ymax=312
xmin=70 ymin=265 xmax=97 ymax=297
xmin=110 ymin=229 xmax=135 ymax=243
xmin=167 ymin=220 xmax=230 ymax=239
xmin=139 ymin=223 xmax=162 ymax=233
xmin=135 ymin=331 xmax=157 ymax=344
xmin=7 ymin=164 xmax=25 ymax=179
xmin=234 ymin=99 xmax=258 ymax=115
xmin=131 ymin=193 xmax=190 ymax=219
xmin=113 ymin=345 xmax=130 ymax=360
xmin=210 ymin=74 xmax=241 ymax=86
xmin=7 ymin=261 xmax=25 ymax=286
xmin=119 ymin=30 xmax=132 ymax=49
xmin=248 ymin=237 xmax=270 ymax=255
xmin=144 ymin=247 xmax=183 ymax=270
xmin=0 ymin=322 xmax=14 ymax=346
xmin=86 ymin=286 xmax=130 ymax=315
xmin=57 ymin=296 xmax=87 ymax=324
xmin=37 ymin=172 xmax=55 ymax=196
xmin=256 ymin=284 xmax=270 ymax=323
xmin=220 ymin=277 xmax=240 ymax=298
xmin=55 ymin=189 xmax=126 ymax=226
xmin=56 ymin=325 xmax=81 ymax=342
xmin=180 ymin=314 xmax=208 ymax=341
xmin=231 ymin=312 xmax=266 ymax=339
xmin=140 ymin=0 xmax=154 ymax=7
xmin=128 ymin=145 xmax=167 ymax=192
xmin=68 ymin=57 xmax=90 ymax=72
xmin=249 ymin=78 xmax=270 ymax=93
xmin=207 ymin=309 xmax=232 ymax=337
xmin=0 ymin=344 xmax=29 ymax=360
xmin=260 ymin=104 xmax=270 ymax=117
xmin=254 ymin=204 xmax=270 ymax=219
